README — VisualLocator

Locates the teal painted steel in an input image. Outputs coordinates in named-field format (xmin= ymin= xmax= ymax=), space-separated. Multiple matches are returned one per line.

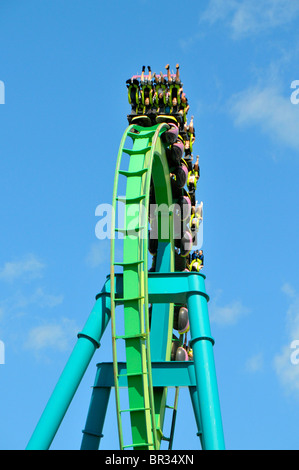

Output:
xmin=26 ymin=294 xmax=111 ymax=450
xmin=148 ymin=272 xmax=209 ymax=305
xmin=26 ymin=99 xmax=225 ymax=450
xmin=189 ymin=386 xmax=203 ymax=446
xmin=81 ymin=386 xmax=111 ymax=450
xmin=27 ymin=270 xmax=225 ymax=450
xmin=103 ymin=271 xmax=208 ymax=305
xmin=187 ymin=289 xmax=225 ymax=450
xmin=150 ymin=303 xmax=172 ymax=362
xmin=104 ymin=271 xmax=224 ymax=449
xmin=93 ymin=361 xmax=197 ymax=388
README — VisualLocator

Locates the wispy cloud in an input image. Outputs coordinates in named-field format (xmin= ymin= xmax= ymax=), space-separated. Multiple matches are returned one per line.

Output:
xmin=0 ymin=287 xmax=65 ymax=352
xmin=273 ymin=283 xmax=299 ymax=395
xmin=0 ymin=253 xmax=63 ymax=312
xmin=209 ymin=290 xmax=250 ymax=325
xmin=179 ymin=31 xmax=203 ymax=52
xmin=0 ymin=260 xmax=64 ymax=318
xmin=281 ymin=282 xmax=296 ymax=300
xmin=85 ymin=241 xmax=110 ymax=268
xmin=24 ymin=318 xmax=78 ymax=353
xmin=0 ymin=253 xmax=65 ymax=359
xmin=13 ymin=287 xmax=64 ymax=310
xmin=245 ymin=352 xmax=264 ymax=373
xmin=201 ymin=0 xmax=299 ymax=38
xmin=229 ymin=84 xmax=299 ymax=152
xmin=0 ymin=254 xmax=45 ymax=283
xmin=0 ymin=307 xmax=4 ymax=322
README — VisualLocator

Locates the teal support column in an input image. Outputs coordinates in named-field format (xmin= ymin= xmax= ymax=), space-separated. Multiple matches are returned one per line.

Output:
xmin=187 ymin=278 xmax=225 ymax=450
xmin=80 ymin=385 xmax=111 ymax=450
xmin=26 ymin=289 xmax=111 ymax=450
xmin=189 ymin=386 xmax=203 ymax=447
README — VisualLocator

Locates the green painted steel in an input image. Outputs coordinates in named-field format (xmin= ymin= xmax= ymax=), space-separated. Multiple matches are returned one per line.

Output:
xmin=110 ymin=123 xmax=175 ymax=450
xmin=108 ymin=117 xmax=225 ymax=449
xmin=26 ymin=118 xmax=225 ymax=451
xmin=96 ymin=270 xmax=225 ymax=450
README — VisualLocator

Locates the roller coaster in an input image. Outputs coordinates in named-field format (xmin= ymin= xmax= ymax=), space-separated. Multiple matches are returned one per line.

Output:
xmin=26 ymin=65 xmax=225 ymax=451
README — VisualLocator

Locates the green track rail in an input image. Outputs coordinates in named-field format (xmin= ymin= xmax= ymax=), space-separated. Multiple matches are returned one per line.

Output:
xmin=25 ymin=120 xmax=225 ymax=452
xmin=110 ymin=123 xmax=174 ymax=450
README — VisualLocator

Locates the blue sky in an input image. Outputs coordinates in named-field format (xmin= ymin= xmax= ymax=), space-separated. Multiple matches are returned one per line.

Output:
xmin=1 ymin=0 xmax=299 ymax=450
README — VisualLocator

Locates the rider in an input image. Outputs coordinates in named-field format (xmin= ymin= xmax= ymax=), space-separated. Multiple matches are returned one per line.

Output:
xmin=165 ymin=64 xmax=183 ymax=112
xmin=126 ymin=76 xmax=140 ymax=114
xmin=183 ymin=116 xmax=196 ymax=169
xmin=190 ymin=249 xmax=204 ymax=272
xmin=186 ymin=155 xmax=199 ymax=207
xmin=190 ymin=201 xmax=203 ymax=233
xmin=153 ymin=71 xmax=168 ymax=114
xmin=140 ymin=65 xmax=154 ymax=114
xmin=179 ymin=93 xmax=190 ymax=122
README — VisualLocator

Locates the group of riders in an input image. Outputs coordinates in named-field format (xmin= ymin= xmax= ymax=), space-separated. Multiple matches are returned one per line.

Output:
xmin=126 ymin=64 xmax=189 ymax=124
xmin=126 ymin=65 xmax=204 ymax=361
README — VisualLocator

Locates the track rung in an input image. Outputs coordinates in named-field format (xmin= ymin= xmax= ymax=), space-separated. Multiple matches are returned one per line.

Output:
xmin=120 ymin=407 xmax=150 ymax=414
xmin=122 ymin=442 xmax=153 ymax=449
xmin=114 ymin=259 xmax=144 ymax=267
xmin=116 ymin=195 xmax=146 ymax=203
xmin=115 ymin=332 xmax=148 ymax=340
xmin=122 ymin=146 xmax=151 ymax=156
xmin=118 ymin=168 xmax=148 ymax=177
xmin=128 ymin=130 xmax=156 ymax=139
xmin=115 ymin=227 xmax=146 ymax=236
xmin=115 ymin=295 xmax=145 ymax=303
xmin=117 ymin=371 xmax=147 ymax=378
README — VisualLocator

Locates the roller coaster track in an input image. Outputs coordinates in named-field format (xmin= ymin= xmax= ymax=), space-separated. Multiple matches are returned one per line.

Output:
xmin=110 ymin=122 xmax=175 ymax=450
xmin=26 ymin=69 xmax=225 ymax=452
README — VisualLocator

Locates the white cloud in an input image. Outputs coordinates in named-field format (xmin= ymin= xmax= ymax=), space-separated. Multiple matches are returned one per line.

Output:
xmin=0 ymin=254 xmax=63 ymax=310
xmin=246 ymin=352 xmax=264 ymax=373
xmin=179 ymin=32 xmax=203 ymax=52
xmin=32 ymin=287 xmax=64 ymax=308
xmin=201 ymin=0 xmax=237 ymax=24
xmin=0 ymin=288 xmax=64 ymax=318
xmin=209 ymin=290 xmax=249 ymax=325
xmin=0 ymin=254 xmax=45 ymax=283
xmin=210 ymin=300 xmax=249 ymax=325
xmin=282 ymin=285 xmax=299 ymax=338
xmin=281 ymin=282 xmax=296 ymax=299
xmin=85 ymin=241 xmax=109 ymax=268
xmin=16 ymin=287 xmax=64 ymax=309
xmin=201 ymin=0 xmax=299 ymax=38
xmin=229 ymin=85 xmax=299 ymax=152
xmin=273 ymin=283 xmax=299 ymax=395
xmin=24 ymin=318 xmax=78 ymax=352
xmin=0 ymin=307 xmax=4 ymax=321
xmin=274 ymin=345 xmax=299 ymax=395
